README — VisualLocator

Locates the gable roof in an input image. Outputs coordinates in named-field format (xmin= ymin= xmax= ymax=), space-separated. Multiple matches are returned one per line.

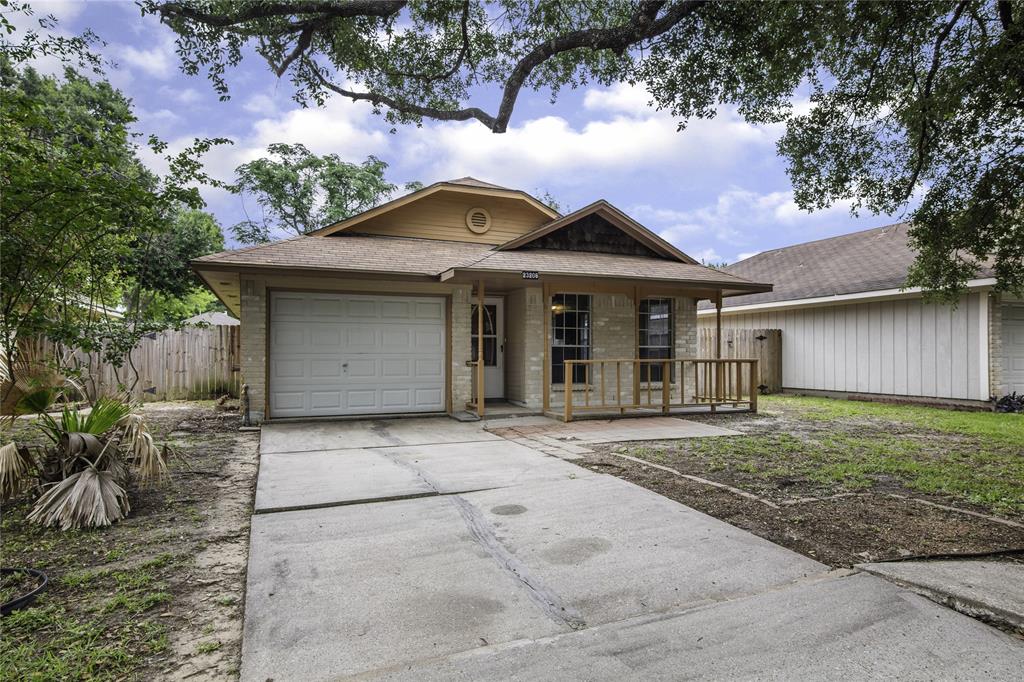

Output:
xmin=193 ymin=233 xmax=770 ymax=295
xmin=310 ymin=178 xmax=559 ymax=237
xmin=497 ymin=200 xmax=698 ymax=264
xmin=703 ymin=222 xmax=995 ymax=310
xmin=445 ymin=176 xmax=511 ymax=190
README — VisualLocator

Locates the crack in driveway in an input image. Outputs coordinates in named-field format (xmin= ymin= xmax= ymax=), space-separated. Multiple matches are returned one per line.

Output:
xmin=449 ymin=495 xmax=588 ymax=631
xmin=374 ymin=446 xmax=587 ymax=630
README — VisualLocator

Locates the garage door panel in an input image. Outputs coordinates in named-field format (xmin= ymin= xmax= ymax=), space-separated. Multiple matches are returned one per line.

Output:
xmin=415 ymin=358 xmax=443 ymax=377
xmin=273 ymin=359 xmax=306 ymax=379
xmin=310 ymin=359 xmax=343 ymax=377
xmin=415 ymin=329 xmax=444 ymax=350
xmin=415 ymin=301 xmax=444 ymax=320
xmin=310 ymin=391 xmax=343 ymax=409
xmin=272 ymin=295 xmax=308 ymax=317
xmin=270 ymin=292 xmax=446 ymax=417
xmin=381 ymin=300 xmax=412 ymax=318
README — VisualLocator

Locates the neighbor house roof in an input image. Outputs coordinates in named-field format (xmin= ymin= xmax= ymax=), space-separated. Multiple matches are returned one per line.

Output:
xmin=699 ymin=222 xmax=996 ymax=310
xmin=185 ymin=311 xmax=239 ymax=326
xmin=194 ymin=233 xmax=770 ymax=293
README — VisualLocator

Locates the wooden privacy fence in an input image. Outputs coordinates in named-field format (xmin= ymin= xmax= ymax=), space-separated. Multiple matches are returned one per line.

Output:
xmin=27 ymin=325 xmax=240 ymax=403
xmin=698 ymin=328 xmax=782 ymax=393
xmin=562 ymin=358 xmax=759 ymax=421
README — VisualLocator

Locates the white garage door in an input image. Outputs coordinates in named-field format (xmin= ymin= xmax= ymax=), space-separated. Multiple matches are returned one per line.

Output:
xmin=1002 ymin=304 xmax=1024 ymax=394
xmin=269 ymin=292 xmax=446 ymax=418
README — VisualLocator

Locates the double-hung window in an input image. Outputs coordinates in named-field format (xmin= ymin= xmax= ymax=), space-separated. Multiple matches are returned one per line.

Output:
xmin=551 ymin=293 xmax=591 ymax=384
xmin=639 ymin=298 xmax=673 ymax=382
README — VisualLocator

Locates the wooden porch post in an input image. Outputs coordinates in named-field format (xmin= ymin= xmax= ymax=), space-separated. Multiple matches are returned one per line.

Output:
xmin=477 ymin=280 xmax=485 ymax=418
xmin=633 ymin=285 xmax=640 ymax=407
xmin=542 ymin=283 xmax=551 ymax=413
xmin=713 ymin=293 xmax=723 ymax=413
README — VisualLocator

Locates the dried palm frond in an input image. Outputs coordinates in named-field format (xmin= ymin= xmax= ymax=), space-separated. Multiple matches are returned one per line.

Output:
xmin=59 ymin=432 xmax=104 ymax=458
xmin=27 ymin=467 xmax=130 ymax=530
xmin=117 ymin=412 xmax=168 ymax=486
xmin=0 ymin=442 xmax=34 ymax=500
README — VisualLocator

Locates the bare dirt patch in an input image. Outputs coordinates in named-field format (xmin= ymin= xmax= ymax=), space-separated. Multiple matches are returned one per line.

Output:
xmin=1 ymin=401 xmax=258 ymax=681
xmin=578 ymin=396 xmax=1024 ymax=568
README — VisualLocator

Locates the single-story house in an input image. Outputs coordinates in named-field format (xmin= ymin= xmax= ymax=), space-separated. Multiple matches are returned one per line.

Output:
xmin=192 ymin=178 xmax=771 ymax=422
xmin=697 ymin=223 xmax=1023 ymax=406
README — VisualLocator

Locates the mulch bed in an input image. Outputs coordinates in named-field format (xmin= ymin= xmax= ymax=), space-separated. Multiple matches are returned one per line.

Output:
xmin=580 ymin=451 xmax=1024 ymax=568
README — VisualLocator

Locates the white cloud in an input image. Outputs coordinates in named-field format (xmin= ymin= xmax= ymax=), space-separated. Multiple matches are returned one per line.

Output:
xmin=400 ymin=83 xmax=775 ymax=189
xmin=243 ymin=93 xmax=280 ymax=115
xmin=158 ymin=85 xmax=202 ymax=105
xmin=691 ymin=248 xmax=722 ymax=264
xmin=137 ymin=95 xmax=388 ymax=209
xmin=630 ymin=186 xmax=866 ymax=265
xmin=112 ymin=37 xmax=177 ymax=79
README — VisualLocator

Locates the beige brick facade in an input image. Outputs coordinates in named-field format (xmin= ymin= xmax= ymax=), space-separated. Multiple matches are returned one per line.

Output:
xmin=239 ymin=274 xmax=702 ymax=420
xmin=450 ymin=285 xmax=473 ymax=411
xmin=989 ymin=292 xmax=1002 ymax=398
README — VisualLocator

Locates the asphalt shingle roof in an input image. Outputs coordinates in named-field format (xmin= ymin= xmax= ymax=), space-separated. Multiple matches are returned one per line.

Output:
xmin=703 ymin=223 xmax=995 ymax=309
xmin=194 ymin=234 xmax=768 ymax=290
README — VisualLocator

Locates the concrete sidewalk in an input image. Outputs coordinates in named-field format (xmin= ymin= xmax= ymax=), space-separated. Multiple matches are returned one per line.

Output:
xmin=860 ymin=559 xmax=1024 ymax=633
xmin=242 ymin=418 xmax=1024 ymax=680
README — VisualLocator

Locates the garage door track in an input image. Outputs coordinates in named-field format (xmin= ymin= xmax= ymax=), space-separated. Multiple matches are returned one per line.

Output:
xmin=243 ymin=418 xmax=1023 ymax=680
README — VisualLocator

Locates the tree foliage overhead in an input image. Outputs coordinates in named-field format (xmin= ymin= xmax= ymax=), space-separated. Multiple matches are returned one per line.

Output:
xmin=230 ymin=143 xmax=396 ymax=244
xmin=146 ymin=0 xmax=1023 ymax=299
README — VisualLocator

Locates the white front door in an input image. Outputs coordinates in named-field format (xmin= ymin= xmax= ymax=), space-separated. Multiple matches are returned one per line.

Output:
xmin=268 ymin=292 xmax=446 ymax=418
xmin=1002 ymin=303 xmax=1024 ymax=393
xmin=471 ymin=297 xmax=504 ymax=399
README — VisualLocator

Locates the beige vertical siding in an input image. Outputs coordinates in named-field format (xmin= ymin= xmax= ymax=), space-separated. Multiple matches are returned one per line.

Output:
xmin=351 ymin=192 xmax=550 ymax=244
xmin=700 ymin=293 xmax=988 ymax=401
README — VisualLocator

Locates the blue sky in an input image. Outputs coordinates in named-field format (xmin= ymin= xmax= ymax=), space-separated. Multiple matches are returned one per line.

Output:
xmin=21 ymin=0 xmax=908 ymax=262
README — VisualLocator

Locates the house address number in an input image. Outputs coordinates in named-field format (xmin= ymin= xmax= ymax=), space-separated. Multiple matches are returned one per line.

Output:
xmin=522 ymin=271 xmax=540 ymax=280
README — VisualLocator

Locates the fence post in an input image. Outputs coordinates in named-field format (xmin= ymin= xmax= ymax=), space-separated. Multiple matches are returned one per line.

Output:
xmin=749 ymin=360 xmax=759 ymax=413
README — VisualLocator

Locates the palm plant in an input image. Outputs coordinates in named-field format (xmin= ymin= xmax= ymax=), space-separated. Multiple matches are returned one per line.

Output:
xmin=0 ymin=388 xmax=170 ymax=530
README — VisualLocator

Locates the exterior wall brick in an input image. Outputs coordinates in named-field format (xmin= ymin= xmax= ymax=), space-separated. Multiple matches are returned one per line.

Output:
xmin=239 ymin=277 xmax=267 ymax=423
xmin=522 ymin=287 xmax=545 ymax=406
xmin=989 ymin=292 xmax=1003 ymax=398
xmin=450 ymin=285 xmax=473 ymax=410
xmin=675 ymin=297 xmax=698 ymax=402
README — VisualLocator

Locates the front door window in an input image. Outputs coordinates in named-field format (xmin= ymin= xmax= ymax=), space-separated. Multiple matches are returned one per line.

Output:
xmin=471 ymin=304 xmax=498 ymax=366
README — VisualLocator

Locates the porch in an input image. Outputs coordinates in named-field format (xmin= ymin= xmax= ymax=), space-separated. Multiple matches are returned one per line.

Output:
xmin=460 ymin=276 xmax=760 ymax=422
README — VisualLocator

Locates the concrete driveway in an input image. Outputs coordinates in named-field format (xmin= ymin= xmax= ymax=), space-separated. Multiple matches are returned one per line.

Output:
xmin=243 ymin=418 xmax=1023 ymax=680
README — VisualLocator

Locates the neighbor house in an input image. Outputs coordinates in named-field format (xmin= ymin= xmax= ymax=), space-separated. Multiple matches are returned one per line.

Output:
xmin=697 ymin=223 xmax=1023 ymax=406
xmin=192 ymin=178 xmax=770 ymax=422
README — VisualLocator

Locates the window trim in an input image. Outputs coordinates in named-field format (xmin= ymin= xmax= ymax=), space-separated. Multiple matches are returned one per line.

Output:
xmin=638 ymin=297 xmax=674 ymax=384
xmin=550 ymin=292 xmax=592 ymax=386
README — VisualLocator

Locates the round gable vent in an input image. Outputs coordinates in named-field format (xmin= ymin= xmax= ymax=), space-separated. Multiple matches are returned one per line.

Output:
xmin=466 ymin=207 xmax=492 ymax=234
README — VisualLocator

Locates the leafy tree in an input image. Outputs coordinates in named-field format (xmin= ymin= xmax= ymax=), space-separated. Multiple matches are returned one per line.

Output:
xmin=0 ymin=20 xmax=227 ymax=401
xmin=123 ymin=208 xmax=225 ymax=321
xmin=145 ymin=0 xmax=1023 ymax=300
xmin=230 ymin=143 xmax=396 ymax=244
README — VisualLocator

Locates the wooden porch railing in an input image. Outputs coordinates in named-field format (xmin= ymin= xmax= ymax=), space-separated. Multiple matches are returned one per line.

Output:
xmin=561 ymin=358 xmax=759 ymax=421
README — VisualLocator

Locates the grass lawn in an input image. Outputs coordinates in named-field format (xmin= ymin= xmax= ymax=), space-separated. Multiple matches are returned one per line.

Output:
xmin=0 ymin=402 xmax=258 ymax=681
xmin=582 ymin=394 xmax=1024 ymax=566
xmin=665 ymin=395 xmax=1022 ymax=514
